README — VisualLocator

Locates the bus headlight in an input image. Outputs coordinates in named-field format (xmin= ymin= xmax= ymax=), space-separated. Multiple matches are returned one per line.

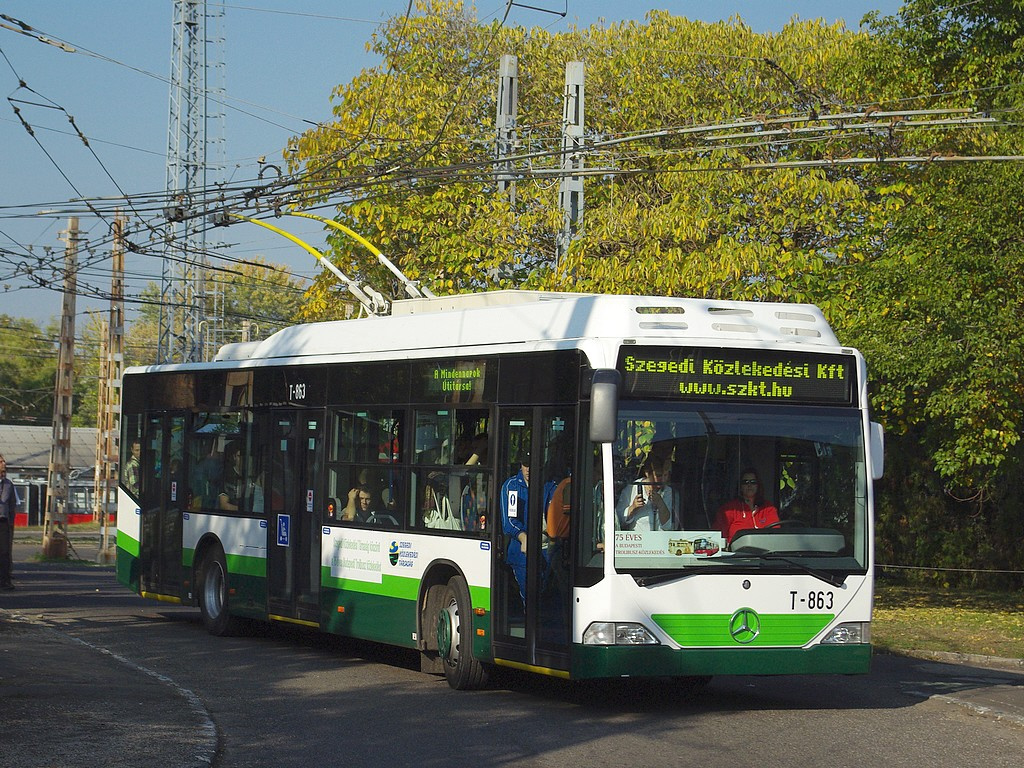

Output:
xmin=583 ymin=622 xmax=660 ymax=646
xmin=820 ymin=622 xmax=870 ymax=645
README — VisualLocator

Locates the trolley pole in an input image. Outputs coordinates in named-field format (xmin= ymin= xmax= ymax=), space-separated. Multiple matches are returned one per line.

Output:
xmin=42 ymin=217 xmax=79 ymax=559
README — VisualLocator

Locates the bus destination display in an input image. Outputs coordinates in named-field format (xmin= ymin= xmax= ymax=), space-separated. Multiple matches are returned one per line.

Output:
xmin=619 ymin=347 xmax=854 ymax=405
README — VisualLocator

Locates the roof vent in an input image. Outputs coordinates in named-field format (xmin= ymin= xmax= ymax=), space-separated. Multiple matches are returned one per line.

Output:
xmin=707 ymin=307 xmax=754 ymax=317
xmin=639 ymin=321 xmax=689 ymax=330
xmin=636 ymin=306 xmax=685 ymax=315
xmin=775 ymin=310 xmax=817 ymax=323
xmin=781 ymin=327 xmax=822 ymax=338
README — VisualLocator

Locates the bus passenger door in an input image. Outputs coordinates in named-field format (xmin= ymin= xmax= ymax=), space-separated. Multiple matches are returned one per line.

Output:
xmin=266 ymin=411 xmax=323 ymax=624
xmin=494 ymin=408 xmax=573 ymax=671
xmin=139 ymin=413 xmax=185 ymax=599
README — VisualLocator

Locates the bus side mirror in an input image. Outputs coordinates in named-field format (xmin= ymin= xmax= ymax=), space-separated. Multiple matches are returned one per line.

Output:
xmin=589 ymin=369 xmax=620 ymax=443
xmin=870 ymin=421 xmax=884 ymax=480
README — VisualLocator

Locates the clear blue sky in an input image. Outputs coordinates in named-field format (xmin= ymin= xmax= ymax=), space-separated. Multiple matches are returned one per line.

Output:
xmin=0 ymin=1 xmax=904 ymax=326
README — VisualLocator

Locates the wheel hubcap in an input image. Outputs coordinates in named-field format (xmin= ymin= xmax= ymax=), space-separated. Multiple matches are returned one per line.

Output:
xmin=437 ymin=598 xmax=458 ymax=663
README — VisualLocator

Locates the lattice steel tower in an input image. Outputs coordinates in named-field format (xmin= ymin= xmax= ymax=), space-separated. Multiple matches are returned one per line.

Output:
xmin=159 ymin=0 xmax=225 ymax=363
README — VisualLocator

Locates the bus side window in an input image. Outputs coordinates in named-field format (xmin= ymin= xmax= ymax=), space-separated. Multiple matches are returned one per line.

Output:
xmin=417 ymin=470 xmax=458 ymax=530
xmin=458 ymin=470 xmax=489 ymax=532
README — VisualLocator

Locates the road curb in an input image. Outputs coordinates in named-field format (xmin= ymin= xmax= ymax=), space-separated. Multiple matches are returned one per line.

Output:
xmin=886 ymin=648 xmax=1024 ymax=729
xmin=890 ymin=648 xmax=1024 ymax=673
xmin=932 ymin=692 xmax=1024 ymax=729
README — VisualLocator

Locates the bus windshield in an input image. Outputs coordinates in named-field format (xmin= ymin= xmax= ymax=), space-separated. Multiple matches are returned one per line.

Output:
xmin=610 ymin=403 xmax=868 ymax=576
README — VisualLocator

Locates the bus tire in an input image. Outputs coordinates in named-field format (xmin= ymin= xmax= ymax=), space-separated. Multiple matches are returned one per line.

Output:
xmin=436 ymin=576 xmax=487 ymax=690
xmin=199 ymin=547 xmax=237 ymax=637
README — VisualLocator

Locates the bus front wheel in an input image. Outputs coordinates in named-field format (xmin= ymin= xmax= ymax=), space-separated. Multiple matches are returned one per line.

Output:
xmin=436 ymin=576 xmax=488 ymax=690
xmin=199 ymin=548 xmax=236 ymax=636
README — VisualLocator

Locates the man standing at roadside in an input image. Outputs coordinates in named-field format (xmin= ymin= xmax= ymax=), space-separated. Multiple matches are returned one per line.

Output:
xmin=0 ymin=454 xmax=19 ymax=590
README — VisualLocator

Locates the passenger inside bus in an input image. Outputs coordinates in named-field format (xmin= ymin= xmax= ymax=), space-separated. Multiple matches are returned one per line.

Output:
xmin=192 ymin=442 xmax=223 ymax=510
xmin=125 ymin=440 xmax=141 ymax=497
xmin=615 ymin=451 xmax=680 ymax=531
xmin=343 ymin=484 xmax=399 ymax=527
xmin=456 ymin=431 xmax=488 ymax=466
xmin=218 ymin=442 xmax=244 ymax=512
xmin=500 ymin=451 xmax=531 ymax=607
xmin=714 ymin=467 xmax=779 ymax=544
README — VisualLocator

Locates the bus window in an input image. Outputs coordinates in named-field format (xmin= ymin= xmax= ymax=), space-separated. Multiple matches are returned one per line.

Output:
xmin=121 ymin=414 xmax=143 ymax=500
xmin=417 ymin=470 xmax=457 ymax=529
xmin=187 ymin=412 xmax=257 ymax=512
xmin=453 ymin=410 xmax=489 ymax=465
xmin=328 ymin=464 xmax=403 ymax=528
xmin=414 ymin=411 xmax=450 ymax=465
xmin=577 ymin=445 xmax=605 ymax=572
xmin=331 ymin=410 xmax=402 ymax=464
xmin=457 ymin=470 xmax=489 ymax=532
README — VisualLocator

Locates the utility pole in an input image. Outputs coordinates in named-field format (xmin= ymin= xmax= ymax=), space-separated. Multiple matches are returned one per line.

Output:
xmin=42 ymin=217 xmax=79 ymax=559
xmin=555 ymin=61 xmax=585 ymax=269
xmin=94 ymin=323 xmax=110 ymax=521
xmin=159 ymin=0 xmax=225 ymax=363
xmin=93 ymin=214 xmax=125 ymax=560
xmin=495 ymin=54 xmax=518 ymax=204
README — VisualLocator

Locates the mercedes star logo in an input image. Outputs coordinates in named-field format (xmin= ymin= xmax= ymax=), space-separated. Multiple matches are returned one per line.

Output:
xmin=729 ymin=608 xmax=761 ymax=644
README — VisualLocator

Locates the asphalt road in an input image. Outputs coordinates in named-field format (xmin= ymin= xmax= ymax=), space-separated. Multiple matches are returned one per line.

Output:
xmin=2 ymin=535 xmax=1023 ymax=768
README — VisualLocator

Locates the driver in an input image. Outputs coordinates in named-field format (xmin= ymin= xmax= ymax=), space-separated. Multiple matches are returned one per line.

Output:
xmin=715 ymin=468 xmax=779 ymax=544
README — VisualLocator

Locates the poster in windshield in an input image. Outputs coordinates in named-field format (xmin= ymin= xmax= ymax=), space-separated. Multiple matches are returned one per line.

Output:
xmin=615 ymin=530 xmax=726 ymax=566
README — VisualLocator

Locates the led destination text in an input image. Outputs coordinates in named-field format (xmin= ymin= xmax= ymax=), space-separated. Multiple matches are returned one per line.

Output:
xmin=619 ymin=348 xmax=853 ymax=405
xmin=432 ymin=366 xmax=482 ymax=393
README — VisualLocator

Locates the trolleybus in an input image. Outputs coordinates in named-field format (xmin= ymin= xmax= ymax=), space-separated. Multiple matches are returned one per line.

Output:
xmin=117 ymin=290 xmax=883 ymax=689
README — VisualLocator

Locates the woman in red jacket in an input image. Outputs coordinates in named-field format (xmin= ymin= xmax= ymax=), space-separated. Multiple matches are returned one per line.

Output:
xmin=715 ymin=468 xmax=779 ymax=544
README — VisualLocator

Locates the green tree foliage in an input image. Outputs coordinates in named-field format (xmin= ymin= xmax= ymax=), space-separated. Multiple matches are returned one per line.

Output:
xmin=840 ymin=163 xmax=1024 ymax=489
xmin=844 ymin=1 xmax=1024 ymax=585
xmin=288 ymin=1 xmax=934 ymax=317
xmin=865 ymin=0 xmax=1023 ymax=110
xmin=71 ymin=315 xmax=105 ymax=429
xmin=0 ymin=316 xmax=58 ymax=424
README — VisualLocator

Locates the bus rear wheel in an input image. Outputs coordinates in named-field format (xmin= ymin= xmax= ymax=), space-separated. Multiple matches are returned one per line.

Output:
xmin=199 ymin=547 xmax=237 ymax=636
xmin=436 ymin=576 xmax=488 ymax=690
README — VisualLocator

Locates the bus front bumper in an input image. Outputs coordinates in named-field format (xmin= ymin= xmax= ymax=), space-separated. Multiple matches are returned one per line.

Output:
xmin=571 ymin=643 xmax=872 ymax=679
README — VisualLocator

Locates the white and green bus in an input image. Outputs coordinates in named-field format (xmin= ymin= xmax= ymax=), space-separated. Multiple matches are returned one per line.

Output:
xmin=117 ymin=290 xmax=883 ymax=690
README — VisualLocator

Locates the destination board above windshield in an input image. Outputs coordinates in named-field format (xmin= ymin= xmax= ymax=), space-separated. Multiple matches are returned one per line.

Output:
xmin=618 ymin=347 xmax=855 ymax=405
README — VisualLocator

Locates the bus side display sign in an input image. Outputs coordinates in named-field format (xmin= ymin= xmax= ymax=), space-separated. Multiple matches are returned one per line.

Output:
xmin=618 ymin=347 xmax=855 ymax=405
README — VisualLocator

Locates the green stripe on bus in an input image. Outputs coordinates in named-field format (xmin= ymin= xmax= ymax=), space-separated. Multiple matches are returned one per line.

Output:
xmin=321 ymin=568 xmax=419 ymax=600
xmin=182 ymin=548 xmax=266 ymax=579
xmin=226 ymin=552 xmax=266 ymax=579
xmin=652 ymin=613 xmax=834 ymax=647
xmin=320 ymin=569 xmax=491 ymax=612
xmin=468 ymin=584 xmax=490 ymax=613
xmin=117 ymin=532 xmax=140 ymax=558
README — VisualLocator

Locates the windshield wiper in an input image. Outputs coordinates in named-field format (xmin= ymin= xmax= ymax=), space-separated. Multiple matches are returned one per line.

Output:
xmin=636 ymin=570 xmax=693 ymax=588
xmin=756 ymin=553 xmax=848 ymax=588
xmin=634 ymin=554 xmax=849 ymax=589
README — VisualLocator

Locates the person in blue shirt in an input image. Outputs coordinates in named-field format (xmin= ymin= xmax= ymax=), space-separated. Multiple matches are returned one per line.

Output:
xmin=500 ymin=450 xmax=531 ymax=608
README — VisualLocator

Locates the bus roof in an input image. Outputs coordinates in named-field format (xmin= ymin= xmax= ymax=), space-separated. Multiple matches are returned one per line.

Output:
xmin=199 ymin=291 xmax=842 ymax=367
